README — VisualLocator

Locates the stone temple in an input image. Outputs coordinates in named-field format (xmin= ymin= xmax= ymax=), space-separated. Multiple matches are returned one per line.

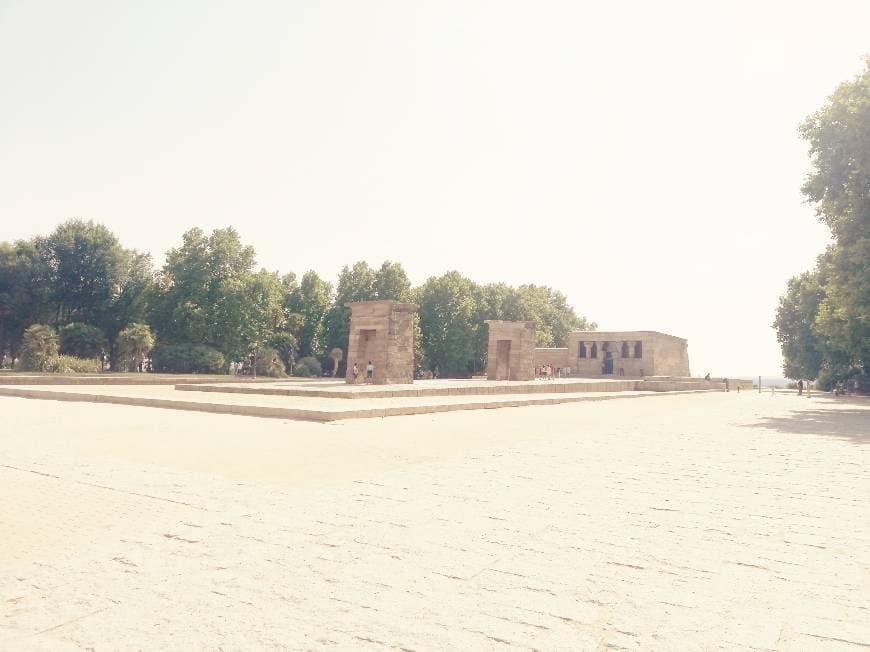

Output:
xmin=534 ymin=330 xmax=690 ymax=378
xmin=484 ymin=320 xmax=536 ymax=381
xmin=345 ymin=300 xmax=417 ymax=385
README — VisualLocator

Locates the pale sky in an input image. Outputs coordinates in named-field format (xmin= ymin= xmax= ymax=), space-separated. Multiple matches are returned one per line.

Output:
xmin=1 ymin=1 xmax=867 ymax=377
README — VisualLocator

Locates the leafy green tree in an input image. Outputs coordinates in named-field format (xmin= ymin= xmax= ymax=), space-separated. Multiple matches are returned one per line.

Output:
xmin=322 ymin=261 xmax=376 ymax=356
xmin=416 ymin=271 xmax=479 ymax=376
xmin=286 ymin=271 xmax=332 ymax=358
xmin=517 ymin=284 xmax=592 ymax=347
xmin=153 ymin=228 xmax=282 ymax=366
xmin=59 ymin=323 xmax=106 ymax=359
xmin=374 ymin=261 xmax=412 ymax=301
xmin=103 ymin=250 xmax=154 ymax=367
xmin=268 ymin=331 xmax=299 ymax=374
xmin=18 ymin=324 xmax=59 ymax=371
xmin=116 ymin=322 xmax=155 ymax=372
xmin=773 ymin=270 xmax=826 ymax=380
xmin=468 ymin=282 xmax=593 ymax=371
xmin=0 ymin=240 xmax=54 ymax=365
xmin=39 ymin=220 xmax=127 ymax=327
xmin=278 ymin=273 xmax=305 ymax=335
xmin=800 ymin=57 xmax=869 ymax=240
xmin=776 ymin=58 xmax=869 ymax=380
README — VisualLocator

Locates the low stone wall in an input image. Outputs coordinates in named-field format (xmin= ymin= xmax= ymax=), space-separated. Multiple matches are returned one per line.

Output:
xmin=0 ymin=373 xmax=276 ymax=385
xmin=640 ymin=378 xmax=753 ymax=392
xmin=533 ymin=348 xmax=569 ymax=369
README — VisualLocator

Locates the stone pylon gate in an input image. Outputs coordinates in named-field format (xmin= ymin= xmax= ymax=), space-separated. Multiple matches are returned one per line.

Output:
xmin=345 ymin=300 xmax=417 ymax=385
xmin=484 ymin=320 xmax=536 ymax=381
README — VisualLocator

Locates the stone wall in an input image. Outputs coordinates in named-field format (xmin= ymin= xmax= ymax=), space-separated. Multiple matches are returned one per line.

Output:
xmin=484 ymin=320 xmax=536 ymax=381
xmin=535 ymin=330 xmax=690 ymax=378
xmin=533 ymin=348 xmax=569 ymax=370
xmin=345 ymin=301 xmax=417 ymax=385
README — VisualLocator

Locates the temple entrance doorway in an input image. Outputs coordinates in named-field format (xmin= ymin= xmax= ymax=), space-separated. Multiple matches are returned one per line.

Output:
xmin=356 ymin=329 xmax=376 ymax=378
xmin=603 ymin=353 xmax=614 ymax=375
xmin=495 ymin=340 xmax=512 ymax=380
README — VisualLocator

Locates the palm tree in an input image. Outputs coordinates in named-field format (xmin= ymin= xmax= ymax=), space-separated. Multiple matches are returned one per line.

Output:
xmin=329 ymin=347 xmax=343 ymax=377
xmin=117 ymin=323 xmax=155 ymax=372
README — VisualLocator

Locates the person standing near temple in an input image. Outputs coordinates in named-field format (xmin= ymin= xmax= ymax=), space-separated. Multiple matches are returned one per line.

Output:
xmin=366 ymin=360 xmax=374 ymax=383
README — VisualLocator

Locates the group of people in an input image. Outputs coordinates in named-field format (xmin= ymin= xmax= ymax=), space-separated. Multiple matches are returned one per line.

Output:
xmin=350 ymin=361 xmax=375 ymax=383
xmin=536 ymin=363 xmax=563 ymax=380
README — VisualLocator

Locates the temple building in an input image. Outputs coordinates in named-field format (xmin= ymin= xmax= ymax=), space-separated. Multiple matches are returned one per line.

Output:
xmin=534 ymin=330 xmax=690 ymax=378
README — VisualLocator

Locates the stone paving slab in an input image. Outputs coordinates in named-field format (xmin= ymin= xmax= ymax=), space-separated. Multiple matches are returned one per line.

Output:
xmin=0 ymin=393 xmax=867 ymax=649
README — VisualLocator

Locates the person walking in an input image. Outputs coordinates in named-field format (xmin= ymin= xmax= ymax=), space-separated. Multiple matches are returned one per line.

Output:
xmin=366 ymin=360 xmax=374 ymax=383
xmin=352 ymin=362 xmax=359 ymax=383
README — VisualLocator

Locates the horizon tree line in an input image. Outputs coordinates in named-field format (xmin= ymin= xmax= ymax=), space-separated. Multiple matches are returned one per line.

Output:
xmin=0 ymin=221 xmax=594 ymax=377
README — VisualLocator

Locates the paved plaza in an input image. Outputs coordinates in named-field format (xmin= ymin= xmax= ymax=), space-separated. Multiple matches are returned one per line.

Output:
xmin=1 ymin=392 xmax=868 ymax=650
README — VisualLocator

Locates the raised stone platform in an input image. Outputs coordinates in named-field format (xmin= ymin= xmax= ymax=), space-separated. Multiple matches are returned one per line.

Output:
xmin=175 ymin=377 xmax=639 ymax=399
xmin=175 ymin=376 xmax=743 ymax=398
xmin=0 ymin=378 xmax=724 ymax=422
xmin=0 ymin=373 xmax=284 ymax=386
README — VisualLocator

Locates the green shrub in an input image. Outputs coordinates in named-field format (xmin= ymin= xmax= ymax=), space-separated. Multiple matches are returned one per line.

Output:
xmin=293 ymin=355 xmax=322 ymax=377
xmin=254 ymin=347 xmax=286 ymax=377
xmin=59 ymin=323 xmax=105 ymax=359
xmin=18 ymin=324 xmax=59 ymax=371
xmin=51 ymin=355 xmax=101 ymax=373
xmin=152 ymin=344 xmax=226 ymax=374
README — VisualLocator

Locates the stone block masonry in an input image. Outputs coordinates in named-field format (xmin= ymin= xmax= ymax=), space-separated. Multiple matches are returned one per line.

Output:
xmin=485 ymin=320 xmax=536 ymax=381
xmin=345 ymin=300 xmax=417 ymax=385
xmin=535 ymin=330 xmax=690 ymax=378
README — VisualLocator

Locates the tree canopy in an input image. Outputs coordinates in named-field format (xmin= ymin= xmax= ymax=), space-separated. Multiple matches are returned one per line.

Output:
xmin=775 ymin=58 xmax=869 ymax=387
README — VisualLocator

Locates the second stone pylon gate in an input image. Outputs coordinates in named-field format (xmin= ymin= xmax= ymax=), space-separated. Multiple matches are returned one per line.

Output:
xmin=484 ymin=320 xmax=536 ymax=381
xmin=345 ymin=300 xmax=418 ymax=385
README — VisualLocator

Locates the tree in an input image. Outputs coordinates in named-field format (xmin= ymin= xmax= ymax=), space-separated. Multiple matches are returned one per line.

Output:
xmin=18 ymin=324 xmax=59 ymax=371
xmin=416 ymin=271 xmax=479 ymax=376
xmin=268 ymin=331 xmax=299 ymax=375
xmin=776 ymin=58 xmax=869 ymax=380
xmin=773 ymin=269 xmax=826 ymax=380
xmin=800 ymin=57 xmax=870 ymax=240
xmin=39 ymin=220 xmax=127 ymax=327
xmin=469 ymin=282 xmax=593 ymax=371
xmin=152 ymin=228 xmax=282 ymax=367
xmin=517 ymin=284 xmax=592 ymax=348
xmin=116 ymin=323 xmax=155 ymax=372
xmin=103 ymin=250 xmax=155 ymax=367
xmin=286 ymin=270 xmax=332 ymax=358
xmin=0 ymin=240 xmax=53 ymax=365
xmin=322 ymin=261 xmax=376 ymax=356
xmin=59 ymin=323 xmax=106 ymax=359
xmin=374 ymin=261 xmax=412 ymax=301
xmin=329 ymin=347 xmax=344 ymax=377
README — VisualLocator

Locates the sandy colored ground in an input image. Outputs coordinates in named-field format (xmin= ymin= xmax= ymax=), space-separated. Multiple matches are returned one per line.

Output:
xmin=1 ymin=392 xmax=868 ymax=650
